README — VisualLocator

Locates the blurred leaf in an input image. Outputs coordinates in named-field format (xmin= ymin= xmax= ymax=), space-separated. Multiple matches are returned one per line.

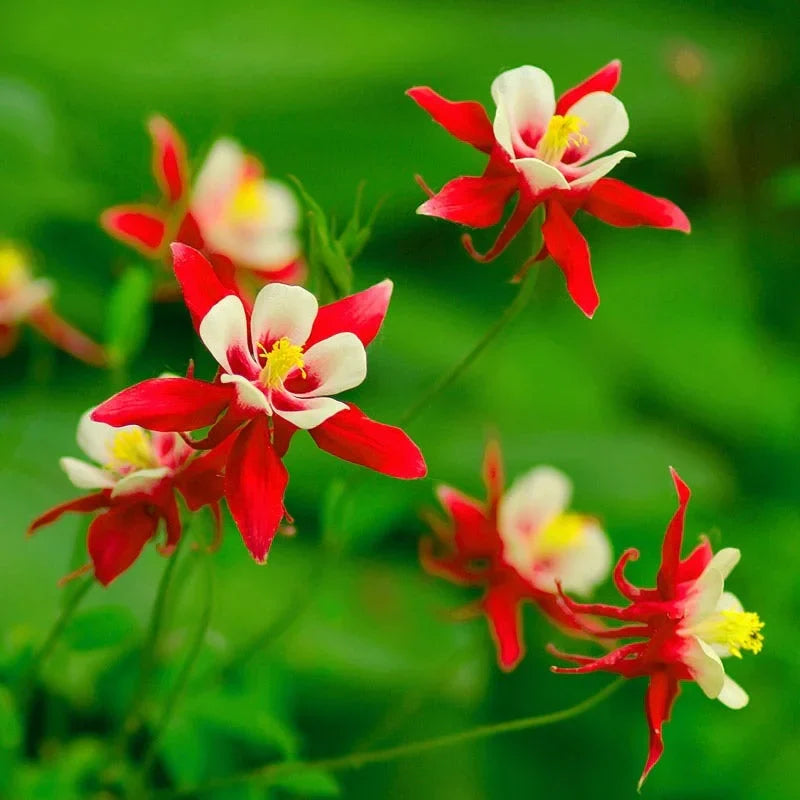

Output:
xmin=0 ymin=686 xmax=22 ymax=753
xmin=63 ymin=605 xmax=138 ymax=651
xmin=270 ymin=768 xmax=340 ymax=797
xmin=104 ymin=264 xmax=153 ymax=366
xmin=766 ymin=164 xmax=800 ymax=208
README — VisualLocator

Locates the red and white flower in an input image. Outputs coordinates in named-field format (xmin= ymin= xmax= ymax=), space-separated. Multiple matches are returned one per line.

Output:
xmin=549 ymin=469 xmax=763 ymax=788
xmin=29 ymin=408 xmax=231 ymax=585
xmin=91 ymin=244 xmax=426 ymax=564
xmin=101 ymin=116 xmax=302 ymax=295
xmin=0 ymin=243 xmax=106 ymax=365
xmin=422 ymin=440 xmax=611 ymax=670
xmin=408 ymin=61 xmax=690 ymax=317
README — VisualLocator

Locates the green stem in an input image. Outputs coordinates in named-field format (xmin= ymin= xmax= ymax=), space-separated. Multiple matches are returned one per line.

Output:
xmin=137 ymin=551 xmax=214 ymax=786
xmin=17 ymin=576 xmax=93 ymax=702
xmin=155 ymin=678 xmax=623 ymax=798
xmin=398 ymin=268 xmax=539 ymax=427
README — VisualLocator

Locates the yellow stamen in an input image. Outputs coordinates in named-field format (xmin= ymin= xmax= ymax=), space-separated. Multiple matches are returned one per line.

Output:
xmin=534 ymin=512 xmax=585 ymax=557
xmin=228 ymin=177 xmax=267 ymax=223
xmin=108 ymin=428 xmax=158 ymax=471
xmin=0 ymin=245 xmax=30 ymax=290
xmin=700 ymin=610 xmax=765 ymax=658
xmin=259 ymin=338 xmax=306 ymax=389
xmin=538 ymin=115 xmax=588 ymax=165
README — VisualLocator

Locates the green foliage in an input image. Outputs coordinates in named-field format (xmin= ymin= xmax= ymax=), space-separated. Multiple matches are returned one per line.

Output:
xmin=63 ymin=606 xmax=138 ymax=652
xmin=269 ymin=768 xmax=340 ymax=797
xmin=104 ymin=264 xmax=153 ymax=367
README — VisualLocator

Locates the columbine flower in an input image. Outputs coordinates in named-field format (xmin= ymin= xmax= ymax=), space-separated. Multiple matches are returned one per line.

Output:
xmin=29 ymin=408 xmax=231 ymax=585
xmin=408 ymin=61 xmax=690 ymax=317
xmin=90 ymin=244 xmax=426 ymax=564
xmin=549 ymin=469 xmax=763 ymax=788
xmin=101 ymin=116 xmax=302 ymax=292
xmin=421 ymin=440 xmax=611 ymax=670
xmin=0 ymin=243 xmax=106 ymax=365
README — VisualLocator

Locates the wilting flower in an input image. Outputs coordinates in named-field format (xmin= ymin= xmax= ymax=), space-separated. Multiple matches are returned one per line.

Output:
xmin=0 ymin=243 xmax=106 ymax=365
xmin=91 ymin=244 xmax=426 ymax=563
xmin=408 ymin=61 xmax=690 ymax=317
xmin=549 ymin=468 xmax=763 ymax=788
xmin=29 ymin=408 xmax=230 ymax=585
xmin=421 ymin=440 xmax=611 ymax=670
xmin=101 ymin=116 xmax=302 ymax=295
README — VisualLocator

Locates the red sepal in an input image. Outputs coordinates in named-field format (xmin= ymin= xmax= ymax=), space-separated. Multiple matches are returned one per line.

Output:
xmin=461 ymin=189 xmax=536 ymax=263
xmin=406 ymin=87 xmax=495 ymax=153
xmin=101 ymin=206 xmax=167 ymax=254
xmin=656 ymin=468 xmax=691 ymax=598
xmin=483 ymin=584 xmax=524 ymax=671
xmin=28 ymin=492 xmax=109 ymax=535
xmin=556 ymin=60 xmax=622 ymax=115
xmin=418 ymin=175 xmax=518 ymax=228
xmin=482 ymin=439 xmax=504 ymax=513
xmin=148 ymin=115 xmax=188 ymax=204
xmin=640 ymin=670 xmax=681 ymax=790
xmin=171 ymin=244 xmax=236 ymax=331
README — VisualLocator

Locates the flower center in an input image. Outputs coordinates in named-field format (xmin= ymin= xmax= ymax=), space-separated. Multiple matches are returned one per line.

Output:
xmin=108 ymin=428 xmax=158 ymax=471
xmin=533 ymin=512 xmax=585 ymax=558
xmin=697 ymin=610 xmax=765 ymax=659
xmin=258 ymin=337 xmax=306 ymax=389
xmin=538 ymin=115 xmax=588 ymax=165
xmin=228 ymin=177 xmax=267 ymax=224
xmin=0 ymin=245 xmax=28 ymax=290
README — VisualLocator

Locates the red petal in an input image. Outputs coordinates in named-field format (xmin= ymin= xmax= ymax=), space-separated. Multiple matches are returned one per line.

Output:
xmin=309 ymin=403 xmax=426 ymax=479
xmin=418 ymin=175 xmax=518 ymax=227
xmin=171 ymin=243 xmax=236 ymax=331
xmin=639 ymin=670 xmax=681 ymax=790
xmin=272 ymin=417 xmax=298 ymax=458
xmin=28 ymin=492 xmax=109 ymax=535
xmin=676 ymin=537 xmax=713 ymax=583
xmin=461 ymin=188 xmax=536 ymax=263
xmin=406 ymin=87 xmax=495 ymax=153
xmin=541 ymin=199 xmax=599 ymax=318
xmin=148 ymin=115 xmax=188 ymax=204
xmin=224 ymin=416 xmax=289 ymax=563
xmin=583 ymin=178 xmax=691 ymax=232
xmin=101 ymin=205 xmax=167 ymax=255
xmin=157 ymin=491 xmax=182 ymax=553
xmin=92 ymin=377 xmax=233 ymax=432
xmin=556 ymin=60 xmax=622 ymax=115
xmin=483 ymin=584 xmax=525 ymax=671
xmin=481 ymin=438 xmax=504 ymax=512
xmin=656 ymin=468 xmax=691 ymax=598
xmin=176 ymin=436 xmax=235 ymax=510
xmin=88 ymin=503 xmax=160 ymax=585
xmin=175 ymin=211 xmax=206 ymax=250
xmin=305 ymin=280 xmax=393 ymax=349
xmin=437 ymin=485 xmax=496 ymax=557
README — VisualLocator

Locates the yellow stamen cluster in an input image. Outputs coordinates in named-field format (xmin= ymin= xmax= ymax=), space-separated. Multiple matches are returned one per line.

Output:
xmin=229 ymin=178 xmax=267 ymax=223
xmin=538 ymin=115 xmax=588 ymax=165
xmin=259 ymin=337 xmax=306 ymax=389
xmin=710 ymin=610 xmax=765 ymax=658
xmin=108 ymin=428 xmax=158 ymax=471
xmin=534 ymin=512 xmax=586 ymax=557
xmin=0 ymin=245 xmax=29 ymax=290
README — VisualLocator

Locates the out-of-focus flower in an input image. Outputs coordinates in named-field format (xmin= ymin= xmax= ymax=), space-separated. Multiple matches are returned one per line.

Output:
xmin=29 ymin=408 xmax=231 ymax=585
xmin=408 ymin=61 xmax=690 ymax=317
xmin=90 ymin=244 xmax=427 ymax=564
xmin=0 ymin=243 xmax=106 ymax=365
xmin=101 ymin=116 xmax=303 ymax=296
xmin=421 ymin=440 xmax=611 ymax=670
xmin=549 ymin=469 xmax=763 ymax=788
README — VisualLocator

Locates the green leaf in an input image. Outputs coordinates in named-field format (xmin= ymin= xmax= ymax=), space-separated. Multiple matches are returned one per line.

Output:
xmin=63 ymin=606 xmax=138 ymax=651
xmin=104 ymin=264 xmax=153 ymax=366
xmin=270 ymin=768 xmax=341 ymax=797
xmin=0 ymin=687 xmax=22 ymax=753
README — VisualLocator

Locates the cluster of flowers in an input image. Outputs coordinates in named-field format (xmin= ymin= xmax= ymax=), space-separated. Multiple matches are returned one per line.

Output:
xmin=25 ymin=61 xmax=762 ymax=788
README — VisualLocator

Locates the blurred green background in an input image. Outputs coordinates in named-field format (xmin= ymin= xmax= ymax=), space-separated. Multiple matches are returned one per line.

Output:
xmin=1 ymin=0 xmax=799 ymax=797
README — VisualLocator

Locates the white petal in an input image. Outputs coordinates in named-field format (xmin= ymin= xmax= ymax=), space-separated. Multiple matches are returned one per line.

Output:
xmin=225 ymin=231 xmax=301 ymax=270
xmin=263 ymin=180 xmax=299 ymax=231
xmin=685 ymin=566 xmax=724 ymax=626
xmin=199 ymin=295 xmax=252 ymax=373
xmin=0 ymin=279 xmax=52 ymax=322
xmin=294 ymin=332 xmax=367 ymax=398
xmin=219 ymin=373 xmax=270 ymax=412
xmin=717 ymin=675 xmax=749 ymax=709
xmin=568 ymin=151 xmax=635 ymax=188
xmin=491 ymin=66 xmax=556 ymax=157
xmin=546 ymin=521 xmax=613 ymax=596
xmin=111 ymin=467 xmax=171 ymax=498
xmin=191 ymin=138 xmax=245 ymax=225
xmin=511 ymin=157 xmax=570 ymax=193
xmin=684 ymin=636 xmax=725 ymax=699
xmin=273 ymin=396 xmax=347 ymax=429
xmin=708 ymin=547 xmax=741 ymax=580
xmin=717 ymin=591 xmax=744 ymax=614
xmin=250 ymin=283 xmax=318 ymax=351
xmin=565 ymin=92 xmax=629 ymax=162
xmin=77 ymin=408 xmax=137 ymax=465
xmin=60 ymin=457 xmax=116 ymax=490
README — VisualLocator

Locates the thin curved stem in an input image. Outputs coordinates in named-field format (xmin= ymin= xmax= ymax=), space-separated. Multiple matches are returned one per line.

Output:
xmin=155 ymin=678 xmax=623 ymax=798
xmin=398 ymin=265 xmax=539 ymax=427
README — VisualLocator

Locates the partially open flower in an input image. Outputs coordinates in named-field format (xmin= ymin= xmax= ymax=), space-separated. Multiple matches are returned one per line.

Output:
xmin=408 ymin=61 xmax=690 ymax=317
xmin=549 ymin=469 xmax=763 ymax=788
xmin=0 ymin=243 xmax=106 ymax=365
xmin=90 ymin=244 xmax=427 ymax=564
xmin=421 ymin=440 xmax=611 ymax=670
xmin=29 ymin=408 xmax=231 ymax=585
